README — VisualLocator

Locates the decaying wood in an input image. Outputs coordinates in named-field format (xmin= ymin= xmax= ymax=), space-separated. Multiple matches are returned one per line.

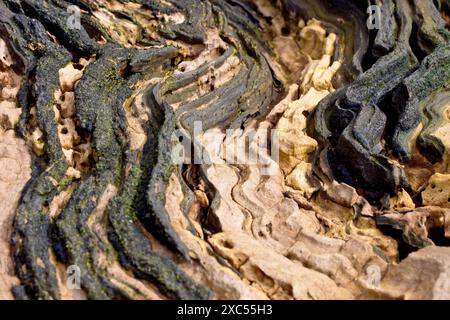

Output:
xmin=0 ymin=0 xmax=449 ymax=300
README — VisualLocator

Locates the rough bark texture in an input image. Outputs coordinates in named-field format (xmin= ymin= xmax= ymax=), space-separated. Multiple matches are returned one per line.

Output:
xmin=0 ymin=0 xmax=449 ymax=300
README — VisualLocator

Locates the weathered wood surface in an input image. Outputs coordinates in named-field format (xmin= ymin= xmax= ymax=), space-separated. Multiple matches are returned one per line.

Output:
xmin=0 ymin=0 xmax=449 ymax=300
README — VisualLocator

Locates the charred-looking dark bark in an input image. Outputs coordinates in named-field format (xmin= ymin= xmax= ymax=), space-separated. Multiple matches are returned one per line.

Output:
xmin=0 ymin=0 xmax=449 ymax=300
xmin=313 ymin=0 xmax=450 ymax=201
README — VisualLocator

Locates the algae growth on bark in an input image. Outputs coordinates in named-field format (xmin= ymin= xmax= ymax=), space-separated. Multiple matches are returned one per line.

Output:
xmin=0 ymin=0 xmax=449 ymax=300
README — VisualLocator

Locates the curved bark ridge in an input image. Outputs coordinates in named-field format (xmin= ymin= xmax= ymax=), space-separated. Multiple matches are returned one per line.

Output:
xmin=0 ymin=0 xmax=449 ymax=300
